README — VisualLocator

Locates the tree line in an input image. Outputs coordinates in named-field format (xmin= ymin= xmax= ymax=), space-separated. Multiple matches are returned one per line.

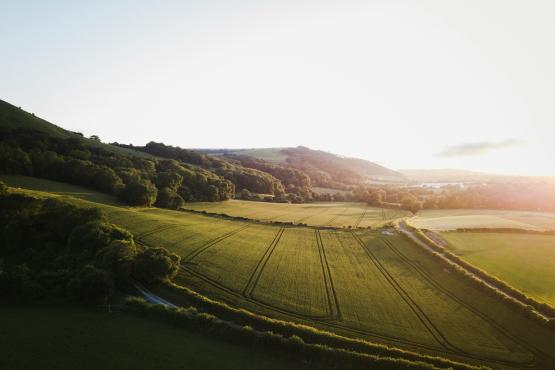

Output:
xmin=116 ymin=141 xmax=285 ymax=195
xmin=0 ymin=184 xmax=181 ymax=304
xmin=314 ymin=182 xmax=555 ymax=214
xmin=0 ymin=128 xmax=234 ymax=208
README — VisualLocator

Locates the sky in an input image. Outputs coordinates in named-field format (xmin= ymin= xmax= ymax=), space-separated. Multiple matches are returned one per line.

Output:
xmin=2 ymin=1 xmax=554 ymax=176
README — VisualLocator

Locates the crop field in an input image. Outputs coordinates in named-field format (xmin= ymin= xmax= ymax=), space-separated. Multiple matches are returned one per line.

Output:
xmin=184 ymin=200 xmax=410 ymax=228
xmin=441 ymin=232 xmax=555 ymax=306
xmin=408 ymin=209 xmax=555 ymax=231
xmin=5 ymin=176 xmax=555 ymax=369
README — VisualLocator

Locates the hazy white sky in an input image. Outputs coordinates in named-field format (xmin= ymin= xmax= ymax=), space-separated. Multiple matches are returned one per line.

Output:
xmin=2 ymin=1 xmax=554 ymax=175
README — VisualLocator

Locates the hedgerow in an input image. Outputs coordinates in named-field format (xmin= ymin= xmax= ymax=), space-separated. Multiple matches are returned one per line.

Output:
xmin=405 ymin=227 xmax=555 ymax=330
xmin=149 ymin=282 xmax=483 ymax=370
xmin=124 ymin=297 xmax=470 ymax=370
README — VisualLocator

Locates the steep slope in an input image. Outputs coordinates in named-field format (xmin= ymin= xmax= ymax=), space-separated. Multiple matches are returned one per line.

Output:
xmin=0 ymin=99 xmax=154 ymax=159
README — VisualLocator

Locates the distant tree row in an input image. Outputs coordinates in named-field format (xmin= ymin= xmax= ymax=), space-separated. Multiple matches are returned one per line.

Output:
xmin=116 ymin=141 xmax=293 ymax=197
xmin=0 ymin=128 xmax=234 ymax=208
xmin=315 ymin=182 xmax=555 ymax=213
xmin=228 ymin=155 xmax=313 ymax=201
xmin=0 ymin=186 xmax=180 ymax=304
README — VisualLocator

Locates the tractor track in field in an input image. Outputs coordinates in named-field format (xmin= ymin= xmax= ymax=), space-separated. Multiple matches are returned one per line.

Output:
xmin=242 ymin=228 xmax=285 ymax=298
xmin=181 ymin=266 xmax=335 ymax=321
xmin=351 ymin=232 xmax=464 ymax=354
xmin=134 ymin=221 xmax=543 ymax=368
xmin=295 ymin=206 xmax=331 ymax=225
xmin=381 ymin=237 xmax=551 ymax=367
xmin=176 ymin=229 xmax=537 ymax=368
xmin=315 ymin=230 xmax=342 ymax=320
xmin=263 ymin=211 xmax=296 ymax=222
xmin=135 ymin=224 xmax=184 ymax=242
xmin=134 ymin=231 xmax=332 ymax=321
xmin=182 ymin=224 xmax=251 ymax=262
xmin=324 ymin=207 xmax=348 ymax=227
xmin=181 ymin=257 xmax=534 ymax=368
xmin=182 ymin=226 xmax=338 ymax=321
xmin=354 ymin=209 xmax=367 ymax=228
xmin=350 ymin=232 xmax=539 ymax=368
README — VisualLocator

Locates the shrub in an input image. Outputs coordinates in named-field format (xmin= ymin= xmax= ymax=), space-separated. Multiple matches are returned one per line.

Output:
xmin=120 ymin=179 xmax=158 ymax=206
xmin=133 ymin=247 xmax=180 ymax=283
xmin=68 ymin=264 xmax=114 ymax=304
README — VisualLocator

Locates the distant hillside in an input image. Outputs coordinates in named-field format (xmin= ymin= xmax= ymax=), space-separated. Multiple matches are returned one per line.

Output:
xmin=200 ymin=146 xmax=405 ymax=188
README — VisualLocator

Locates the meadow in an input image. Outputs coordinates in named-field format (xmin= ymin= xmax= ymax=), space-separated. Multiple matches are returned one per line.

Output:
xmin=0 ymin=306 xmax=313 ymax=370
xmin=441 ymin=232 xmax=555 ymax=306
xmin=3 ymin=176 xmax=555 ymax=369
xmin=183 ymin=199 xmax=410 ymax=228
xmin=408 ymin=209 xmax=555 ymax=231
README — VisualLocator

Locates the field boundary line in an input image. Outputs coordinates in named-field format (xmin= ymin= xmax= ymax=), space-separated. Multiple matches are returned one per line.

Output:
xmin=182 ymin=224 xmax=250 ymax=262
xmin=351 ymin=232 xmax=462 ymax=354
xmin=315 ymin=230 xmax=342 ymax=320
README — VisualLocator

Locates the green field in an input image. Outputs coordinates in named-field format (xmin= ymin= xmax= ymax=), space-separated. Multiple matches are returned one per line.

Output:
xmin=408 ymin=209 xmax=555 ymax=231
xmin=0 ymin=175 xmax=125 ymax=206
xmin=4 ymin=176 xmax=555 ymax=369
xmin=0 ymin=306 xmax=312 ymax=370
xmin=441 ymin=232 xmax=555 ymax=306
xmin=184 ymin=200 xmax=410 ymax=228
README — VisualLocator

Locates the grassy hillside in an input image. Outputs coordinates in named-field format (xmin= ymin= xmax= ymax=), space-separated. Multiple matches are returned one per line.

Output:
xmin=0 ymin=306 xmax=313 ymax=370
xmin=408 ymin=209 xmax=555 ymax=231
xmin=0 ymin=174 xmax=124 ymax=206
xmin=441 ymin=232 xmax=555 ymax=306
xmin=183 ymin=199 xmax=410 ymax=228
xmin=5 ymin=176 xmax=555 ymax=369
xmin=0 ymin=99 xmax=154 ymax=159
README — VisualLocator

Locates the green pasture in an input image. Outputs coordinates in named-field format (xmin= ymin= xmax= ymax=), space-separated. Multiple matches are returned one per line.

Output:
xmin=408 ymin=209 xmax=555 ymax=231
xmin=442 ymin=232 xmax=555 ymax=306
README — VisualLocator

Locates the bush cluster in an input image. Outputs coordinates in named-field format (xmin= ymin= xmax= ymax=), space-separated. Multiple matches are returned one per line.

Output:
xmin=0 ymin=128 xmax=234 ymax=208
xmin=0 ymin=186 xmax=180 ymax=303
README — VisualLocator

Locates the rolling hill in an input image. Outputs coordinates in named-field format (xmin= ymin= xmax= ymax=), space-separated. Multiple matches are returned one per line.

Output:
xmin=201 ymin=146 xmax=405 ymax=188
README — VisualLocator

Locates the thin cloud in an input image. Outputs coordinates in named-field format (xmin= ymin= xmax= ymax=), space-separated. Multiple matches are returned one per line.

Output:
xmin=435 ymin=139 xmax=522 ymax=158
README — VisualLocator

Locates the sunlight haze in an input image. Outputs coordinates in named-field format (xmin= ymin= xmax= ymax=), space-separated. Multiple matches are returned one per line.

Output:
xmin=2 ymin=0 xmax=554 ymax=175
